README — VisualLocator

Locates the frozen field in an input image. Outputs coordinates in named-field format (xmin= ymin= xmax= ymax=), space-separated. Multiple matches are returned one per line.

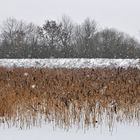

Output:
xmin=0 ymin=123 xmax=140 ymax=140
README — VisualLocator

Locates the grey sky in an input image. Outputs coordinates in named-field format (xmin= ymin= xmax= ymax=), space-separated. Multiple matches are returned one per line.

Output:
xmin=0 ymin=0 xmax=140 ymax=40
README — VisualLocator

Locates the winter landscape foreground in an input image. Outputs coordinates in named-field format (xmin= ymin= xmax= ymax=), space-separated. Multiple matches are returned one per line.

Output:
xmin=0 ymin=59 xmax=140 ymax=140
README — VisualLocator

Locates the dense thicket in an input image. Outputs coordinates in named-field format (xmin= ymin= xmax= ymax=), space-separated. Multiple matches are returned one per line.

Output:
xmin=0 ymin=17 xmax=140 ymax=58
xmin=0 ymin=67 xmax=140 ymax=129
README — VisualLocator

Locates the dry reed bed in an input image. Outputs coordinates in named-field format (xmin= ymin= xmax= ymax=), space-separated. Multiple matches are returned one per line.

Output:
xmin=0 ymin=67 xmax=140 ymax=130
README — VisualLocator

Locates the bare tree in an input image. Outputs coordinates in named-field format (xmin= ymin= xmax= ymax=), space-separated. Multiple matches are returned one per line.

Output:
xmin=0 ymin=18 xmax=39 ymax=58
xmin=95 ymin=28 xmax=139 ymax=58
xmin=38 ymin=20 xmax=62 ymax=57
xmin=73 ymin=18 xmax=97 ymax=57
xmin=59 ymin=15 xmax=74 ymax=57
xmin=82 ymin=18 xmax=97 ymax=57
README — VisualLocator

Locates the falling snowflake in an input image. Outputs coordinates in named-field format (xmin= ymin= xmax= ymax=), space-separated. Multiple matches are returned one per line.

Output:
xmin=31 ymin=84 xmax=36 ymax=89
xmin=24 ymin=72 xmax=29 ymax=76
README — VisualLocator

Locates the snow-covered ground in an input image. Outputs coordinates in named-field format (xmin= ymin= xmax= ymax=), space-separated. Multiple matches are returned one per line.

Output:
xmin=0 ymin=58 xmax=140 ymax=68
xmin=0 ymin=123 xmax=140 ymax=140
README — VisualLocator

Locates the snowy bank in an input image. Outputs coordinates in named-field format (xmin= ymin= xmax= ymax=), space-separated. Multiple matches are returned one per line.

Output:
xmin=0 ymin=59 xmax=140 ymax=69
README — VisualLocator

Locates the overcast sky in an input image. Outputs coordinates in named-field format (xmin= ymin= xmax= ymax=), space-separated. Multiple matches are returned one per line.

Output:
xmin=0 ymin=0 xmax=140 ymax=40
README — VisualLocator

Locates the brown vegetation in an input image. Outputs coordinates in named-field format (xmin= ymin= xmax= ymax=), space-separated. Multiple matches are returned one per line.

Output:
xmin=0 ymin=67 xmax=140 ymax=130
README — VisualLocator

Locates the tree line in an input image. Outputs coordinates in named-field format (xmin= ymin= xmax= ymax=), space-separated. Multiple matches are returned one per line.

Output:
xmin=0 ymin=16 xmax=140 ymax=58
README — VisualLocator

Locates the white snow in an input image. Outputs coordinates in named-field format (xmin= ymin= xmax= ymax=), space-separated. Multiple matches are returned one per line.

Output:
xmin=0 ymin=58 xmax=140 ymax=68
xmin=0 ymin=123 xmax=140 ymax=140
